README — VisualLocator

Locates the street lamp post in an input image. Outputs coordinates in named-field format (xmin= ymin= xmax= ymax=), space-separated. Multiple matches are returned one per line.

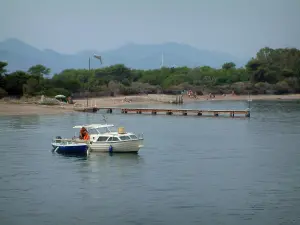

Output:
xmin=86 ymin=55 xmax=102 ymax=107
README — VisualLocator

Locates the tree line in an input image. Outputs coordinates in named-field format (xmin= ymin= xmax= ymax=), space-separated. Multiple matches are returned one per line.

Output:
xmin=1 ymin=47 xmax=300 ymax=99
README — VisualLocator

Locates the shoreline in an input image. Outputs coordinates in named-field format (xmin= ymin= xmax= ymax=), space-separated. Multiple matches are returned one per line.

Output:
xmin=1 ymin=94 xmax=300 ymax=116
xmin=183 ymin=93 xmax=300 ymax=102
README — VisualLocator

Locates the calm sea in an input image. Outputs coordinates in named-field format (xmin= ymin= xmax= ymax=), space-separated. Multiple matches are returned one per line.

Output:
xmin=0 ymin=100 xmax=300 ymax=225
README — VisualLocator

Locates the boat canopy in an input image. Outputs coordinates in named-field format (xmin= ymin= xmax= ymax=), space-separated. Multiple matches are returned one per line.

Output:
xmin=73 ymin=124 xmax=115 ymax=129
xmin=55 ymin=94 xmax=66 ymax=98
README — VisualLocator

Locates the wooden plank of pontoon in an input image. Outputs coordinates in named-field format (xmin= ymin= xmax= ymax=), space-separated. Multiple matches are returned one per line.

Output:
xmin=75 ymin=106 xmax=249 ymax=117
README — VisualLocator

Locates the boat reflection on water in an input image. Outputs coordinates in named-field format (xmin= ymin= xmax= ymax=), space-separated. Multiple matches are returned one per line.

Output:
xmin=97 ymin=151 xmax=142 ymax=160
xmin=52 ymin=151 xmax=145 ymax=184
xmin=87 ymin=152 xmax=144 ymax=167
xmin=51 ymin=150 xmax=144 ymax=167
xmin=51 ymin=150 xmax=89 ymax=160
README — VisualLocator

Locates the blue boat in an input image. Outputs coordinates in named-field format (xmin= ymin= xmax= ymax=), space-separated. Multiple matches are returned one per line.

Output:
xmin=52 ymin=136 xmax=89 ymax=156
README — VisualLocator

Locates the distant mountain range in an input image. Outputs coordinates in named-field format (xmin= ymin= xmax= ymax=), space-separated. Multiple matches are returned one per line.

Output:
xmin=0 ymin=38 xmax=250 ymax=75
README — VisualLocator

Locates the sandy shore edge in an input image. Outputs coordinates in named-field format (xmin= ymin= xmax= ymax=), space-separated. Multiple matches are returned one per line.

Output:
xmin=1 ymin=94 xmax=300 ymax=116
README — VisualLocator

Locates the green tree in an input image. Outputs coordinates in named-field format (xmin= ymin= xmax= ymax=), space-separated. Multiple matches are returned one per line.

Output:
xmin=28 ymin=64 xmax=50 ymax=78
xmin=23 ymin=77 xmax=39 ymax=96
xmin=4 ymin=71 xmax=29 ymax=96
xmin=1 ymin=47 xmax=300 ymax=97
xmin=0 ymin=87 xmax=7 ymax=98
xmin=0 ymin=61 xmax=8 ymax=76
xmin=222 ymin=62 xmax=236 ymax=70
xmin=0 ymin=61 xmax=8 ymax=89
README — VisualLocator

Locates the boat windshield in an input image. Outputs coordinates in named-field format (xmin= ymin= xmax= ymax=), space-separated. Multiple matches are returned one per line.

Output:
xmin=92 ymin=126 xmax=114 ymax=134
xmin=88 ymin=128 xmax=100 ymax=135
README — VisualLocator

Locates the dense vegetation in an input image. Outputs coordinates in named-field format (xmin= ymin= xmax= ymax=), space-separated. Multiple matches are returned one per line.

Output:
xmin=1 ymin=47 xmax=300 ymax=99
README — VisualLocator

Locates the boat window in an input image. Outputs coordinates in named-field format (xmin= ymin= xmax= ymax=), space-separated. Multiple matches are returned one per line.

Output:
xmin=129 ymin=135 xmax=138 ymax=140
xmin=107 ymin=137 xmax=112 ymax=142
xmin=119 ymin=135 xmax=131 ymax=141
xmin=107 ymin=137 xmax=120 ymax=142
xmin=97 ymin=136 xmax=109 ymax=142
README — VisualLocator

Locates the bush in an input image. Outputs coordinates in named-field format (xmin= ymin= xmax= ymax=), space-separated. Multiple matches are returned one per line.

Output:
xmin=253 ymin=82 xmax=271 ymax=94
xmin=130 ymin=82 xmax=160 ymax=94
xmin=119 ymin=85 xmax=140 ymax=95
xmin=0 ymin=87 xmax=7 ymax=99
xmin=226 ymin=82 xmax=253 ymax=95
xmin=284 ymin=77 xmax=300 ymax=93
xmin=217 ymin=84 xmax=231 ymax=94
xmin=44 ymin=88 xmax=71 ymax=97
xmin=274 ymin=81 xmax=290 ymax=95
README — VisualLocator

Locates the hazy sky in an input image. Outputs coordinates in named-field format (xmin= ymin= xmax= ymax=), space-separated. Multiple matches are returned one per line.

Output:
xmin=1 ymin=0 xmax=300 ymax=57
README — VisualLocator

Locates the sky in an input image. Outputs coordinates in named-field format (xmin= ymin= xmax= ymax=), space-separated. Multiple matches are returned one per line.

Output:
xmin=1 ymin=0 xmax=300 ymax=58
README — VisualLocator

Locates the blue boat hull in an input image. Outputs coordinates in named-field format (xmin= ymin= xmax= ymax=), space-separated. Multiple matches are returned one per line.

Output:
xmin=52 ymin=143 xmax=88 ymax=155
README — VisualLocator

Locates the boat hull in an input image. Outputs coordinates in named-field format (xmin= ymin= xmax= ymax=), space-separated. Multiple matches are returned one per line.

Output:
xmin=90 ymin=139 xmax=143 ymax=153
xmin=52 ymin=143 xmax=88 ymax=155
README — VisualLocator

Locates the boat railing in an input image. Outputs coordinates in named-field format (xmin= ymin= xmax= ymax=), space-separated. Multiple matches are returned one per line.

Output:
xmin=52 ymin=137 xmax=91 ymax=145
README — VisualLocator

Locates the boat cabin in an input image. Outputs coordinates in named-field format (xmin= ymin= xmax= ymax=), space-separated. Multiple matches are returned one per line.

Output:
xmin=96 ymin=133 xmax=139 ymax=142
xmin=73 ymin=124 xmax=140 ymax=142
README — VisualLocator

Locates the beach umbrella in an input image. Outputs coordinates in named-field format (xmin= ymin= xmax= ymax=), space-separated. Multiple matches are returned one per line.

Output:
xmin=55 ymin=94 xmax=66 ymax=98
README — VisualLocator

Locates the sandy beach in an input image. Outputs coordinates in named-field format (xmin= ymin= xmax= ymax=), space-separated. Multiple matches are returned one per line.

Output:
xmin=0 ymin=102 xmax=74 ymax=116
xmin=1 ymin=94 xmax=300 ymax=116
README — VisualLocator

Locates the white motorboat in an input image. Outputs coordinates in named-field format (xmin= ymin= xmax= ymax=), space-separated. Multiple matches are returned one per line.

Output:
xmin=72 ymin=123 xmax=144 ymax=153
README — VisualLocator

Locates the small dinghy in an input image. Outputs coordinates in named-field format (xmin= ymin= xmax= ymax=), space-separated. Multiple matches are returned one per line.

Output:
xmin=52 ymin=136 xmax=89 ymax=156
